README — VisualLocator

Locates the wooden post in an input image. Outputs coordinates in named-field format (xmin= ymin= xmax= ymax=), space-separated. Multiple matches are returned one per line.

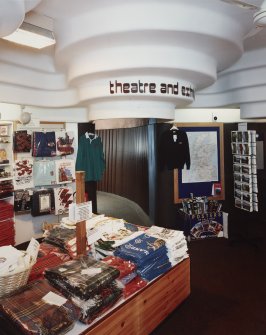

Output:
xmin=75 ymin=171 xmax=87 ymax=255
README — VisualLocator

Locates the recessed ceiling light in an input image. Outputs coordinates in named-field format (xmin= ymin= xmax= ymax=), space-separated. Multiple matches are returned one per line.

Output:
xmin=2 ymin=22 xmax=55 ymax=49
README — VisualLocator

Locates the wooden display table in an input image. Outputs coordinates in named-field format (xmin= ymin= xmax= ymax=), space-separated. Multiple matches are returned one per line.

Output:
xmin=71 ymin=258 xmax=190 ymax=335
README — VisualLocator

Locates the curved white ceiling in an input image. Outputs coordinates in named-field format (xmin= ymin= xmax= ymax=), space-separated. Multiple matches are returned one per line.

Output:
xmin=0 ymin=0 xmax=265 ymax=119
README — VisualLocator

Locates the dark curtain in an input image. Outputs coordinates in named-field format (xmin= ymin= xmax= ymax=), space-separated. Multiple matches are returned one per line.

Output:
xmin=97 ymin=126 xmax=149 ymax=214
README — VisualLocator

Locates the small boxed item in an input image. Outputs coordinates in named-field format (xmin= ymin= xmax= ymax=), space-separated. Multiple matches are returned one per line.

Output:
xmin=0 ymin=126 xmax=8 ymax=136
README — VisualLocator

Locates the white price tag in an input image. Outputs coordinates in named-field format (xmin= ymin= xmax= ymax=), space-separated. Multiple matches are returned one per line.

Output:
xmin=42 ymin=292 xmax=67 ymax=306
xmin=69 ymin=201 xmax=92 ymax=222
xmin=87 ymin=228 xmax=102 ymax=245
xmin=26 ymin=238 xmax=40 ymax=261
xmin=81 ymin=267 xmax=102 ymax=276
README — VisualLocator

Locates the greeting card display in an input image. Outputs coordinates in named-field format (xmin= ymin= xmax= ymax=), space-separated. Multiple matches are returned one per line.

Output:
xmin=231 ymin=130 xmax=258 ymax=212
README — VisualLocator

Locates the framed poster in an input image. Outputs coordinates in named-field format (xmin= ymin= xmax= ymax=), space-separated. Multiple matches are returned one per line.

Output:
xmin=174 ymin=123 xmax=224 ymax=203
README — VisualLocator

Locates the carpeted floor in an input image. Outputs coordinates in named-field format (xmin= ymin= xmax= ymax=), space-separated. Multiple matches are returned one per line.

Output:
xmin=151 ymin=238 xmax=266 ymax=335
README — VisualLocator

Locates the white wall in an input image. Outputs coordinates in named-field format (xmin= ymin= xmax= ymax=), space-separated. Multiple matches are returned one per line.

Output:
xmin=174 ymin=108 xmax=266 ymax=123
xmin=0 ymin=102 xmax=88 ymax=123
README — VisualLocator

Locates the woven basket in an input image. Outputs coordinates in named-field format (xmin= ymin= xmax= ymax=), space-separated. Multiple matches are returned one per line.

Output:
xmin=0 ymin=256 xmax=35 ymax=298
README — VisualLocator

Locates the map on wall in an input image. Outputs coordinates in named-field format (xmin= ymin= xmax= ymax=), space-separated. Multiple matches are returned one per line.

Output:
xmin=182 ymin=131 xmax=218 ymax=183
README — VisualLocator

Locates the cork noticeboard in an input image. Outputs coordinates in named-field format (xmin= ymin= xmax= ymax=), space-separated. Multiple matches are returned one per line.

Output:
xmin=174 ymin=123 xmax=224 ymax=203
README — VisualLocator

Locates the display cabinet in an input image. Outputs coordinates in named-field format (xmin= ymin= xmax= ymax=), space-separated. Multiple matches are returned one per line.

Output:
xmin=0 ymin=121 xmax=14 ymax=185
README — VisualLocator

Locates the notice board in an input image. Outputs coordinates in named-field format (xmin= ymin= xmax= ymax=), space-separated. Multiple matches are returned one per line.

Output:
xmin=174 ymin=123 xmax=224 ymax=203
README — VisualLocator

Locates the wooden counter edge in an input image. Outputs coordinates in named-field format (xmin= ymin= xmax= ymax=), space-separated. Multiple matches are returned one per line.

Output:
xmin=80 ymin=257 xmax=191 ymax=335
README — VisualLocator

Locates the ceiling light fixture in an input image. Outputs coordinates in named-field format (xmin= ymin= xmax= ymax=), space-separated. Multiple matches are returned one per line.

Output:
xmin=2 ymin=21 xmax=55 ymax=49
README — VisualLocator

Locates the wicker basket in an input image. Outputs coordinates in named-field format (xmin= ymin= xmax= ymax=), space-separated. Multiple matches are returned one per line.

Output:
xmin=0 ymin=256 xmax=35 ymax=298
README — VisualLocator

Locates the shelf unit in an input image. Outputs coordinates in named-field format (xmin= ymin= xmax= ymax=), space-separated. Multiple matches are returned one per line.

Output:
xmin=0 ymin=121 xmax=14 ymax=181
xmin=0 ymin=121 xmax=15 ymax=246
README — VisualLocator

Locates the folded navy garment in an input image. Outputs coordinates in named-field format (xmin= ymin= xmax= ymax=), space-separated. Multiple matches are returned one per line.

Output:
xmin=32 ymin=131 xmax=56 ymax=157
xmin=138 ymin=261 xmax=172 ymax=281
xmin=114 ymin=233 xmax=167 ymax=267
xmin=137 ymin=255 xmax=172 ymax=281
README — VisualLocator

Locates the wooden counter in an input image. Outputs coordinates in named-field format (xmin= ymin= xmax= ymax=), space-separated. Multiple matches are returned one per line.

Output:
xmin=79 ymin=258 xmax=190 ymax=335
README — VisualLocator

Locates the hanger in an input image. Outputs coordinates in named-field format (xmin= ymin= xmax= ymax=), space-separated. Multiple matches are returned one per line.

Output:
xmin=170 ymin=124 xmax=179 ymax=130
xmin=85 ymin=131 xmax=98 ymax=143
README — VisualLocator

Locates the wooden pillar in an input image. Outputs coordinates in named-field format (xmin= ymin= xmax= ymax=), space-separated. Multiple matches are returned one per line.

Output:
xmin=76 ymin=171 xmax=87 ymax=255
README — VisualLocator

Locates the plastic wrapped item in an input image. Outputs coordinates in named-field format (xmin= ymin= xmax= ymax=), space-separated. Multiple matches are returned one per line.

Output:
xmin=33 ymin=160 xmax=56 ymax=186
xmin=45 ymin=256 xmax=120 ymax=300
xmin=38 ymin=242 xmax=71 ymax=261
xmin=14 ymin=190 xmax=32 ymax=213
xmin=0 ymin=280 xmax=80 ymax=335
xmin=44 ymin=227 xmax=90 ymax=259
xmin=72 ymin=282 xmax=122 ymax=324
xmin=13 ymin=130 xmax=31 ymax=153
xmin=14 ymin=159 xmax=34 ymax=189
xmin=28 ymin=254 xmax=68 ymax=282
xmin=28 ymin=242 xmax=71 ymax=282
xmin=53 ymin=187 xmax=74 ymax=215
xmin=56 ymin=131 xmax=75 ymax=156
xmin=102 ymin=256 xmax=136 ymax=279
xmin=32 ymin=131 xmax=56 ymax=157
xmin=123 ymin=276 xmax=148 ymax=298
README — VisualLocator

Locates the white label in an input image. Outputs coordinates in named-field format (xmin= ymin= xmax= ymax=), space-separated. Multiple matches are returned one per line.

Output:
xmin=69 ymin=201 xmax=92 ymax=222
xmin=26 ymin=238 xmax=40 ymax=261
xmin=81 ymin=267 xmax=102 ymax=276
xmin=87 ymin=228 xmax=102 ymax=245
xmin=42 ymin=292 xmax=67 ymax=306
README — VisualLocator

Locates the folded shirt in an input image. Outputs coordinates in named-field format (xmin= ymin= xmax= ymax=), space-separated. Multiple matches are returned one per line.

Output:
xmin=138 ymin=261 xmax=172 ymax=281
xmin=114 ymin=233 xmax=167 ymax=267
xmin=101 ymin=256 xmax=136 ymax=279
xmin=136 ymin=253 xmax=172 ymax=282
xmin=123 ymin=275 xmax=148 ymax=298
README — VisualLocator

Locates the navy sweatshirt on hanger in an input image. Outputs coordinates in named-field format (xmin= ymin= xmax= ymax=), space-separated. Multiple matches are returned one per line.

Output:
xmin=159 ymin=128 xmax=190 ymax=170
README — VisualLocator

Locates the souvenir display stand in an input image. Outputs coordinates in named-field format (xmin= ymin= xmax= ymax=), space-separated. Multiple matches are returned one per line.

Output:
xmin=72 ymin=171 xmax=191 ymax=335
